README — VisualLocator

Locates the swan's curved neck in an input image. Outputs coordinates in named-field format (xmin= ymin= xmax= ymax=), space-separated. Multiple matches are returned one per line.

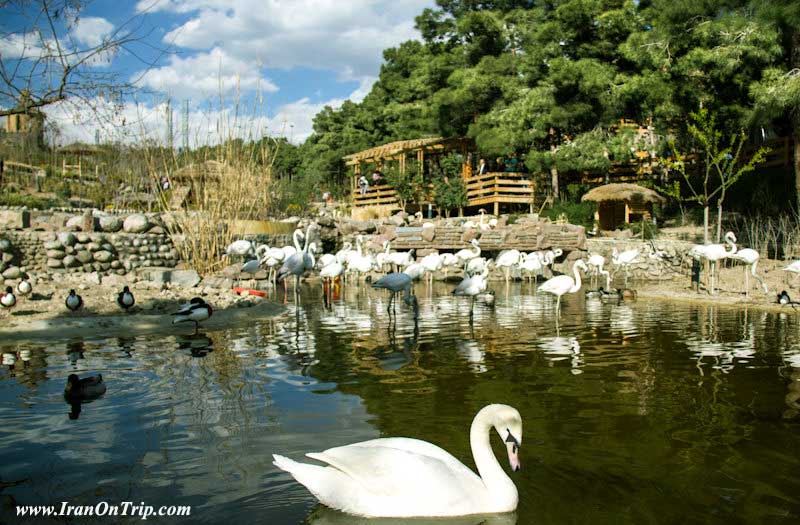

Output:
xmin=302 ymin=226 xmax=313 ymax=253
xmin=472 ymin=241 xmax=481 ymax=257
xmin=470 ymin=407 xmax=517 ymax=508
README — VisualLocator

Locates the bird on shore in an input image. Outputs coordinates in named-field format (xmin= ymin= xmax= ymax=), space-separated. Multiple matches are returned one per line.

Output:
xmin=372 ymin=272 xmax=418 ymax=318
xmin=16 ymin=278 xmax=32 ymax=297
xmin=65 ymin=289 xmax=83 ymax=312
xmin=171 ymin=297 xmax=212 ymax=333
xmin=783 ymin=260 xmax=800 ymax=284
xmin=778 ymin=290 xmax=794 ymax=306
xmin=64 ymin=373 xmax=106 ymax=401
xmin=1 ymin=286 xmax=16 ymax=311
xmin=117 ymin=286 xmax=135 ymax=312
xmin=729 ymin=248 xmax=768 ymax=297
xmin=538 ymin=260 xmax=588 ymax=312
xmin=611 ymin=248 xmax=640 ymax=288
xmin=225 ymin=239 xmax=254 ymax=258
xmin=690 ymin=232 xmax=737 ymax=294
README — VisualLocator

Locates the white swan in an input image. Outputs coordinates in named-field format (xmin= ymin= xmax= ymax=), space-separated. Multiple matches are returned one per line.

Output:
xmin=273 ymin=404 xmax=522 ymax=518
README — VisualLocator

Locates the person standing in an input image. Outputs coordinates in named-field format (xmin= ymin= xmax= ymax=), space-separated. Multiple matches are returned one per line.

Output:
xmin=478 ymin=158 xmax=487 ymax=175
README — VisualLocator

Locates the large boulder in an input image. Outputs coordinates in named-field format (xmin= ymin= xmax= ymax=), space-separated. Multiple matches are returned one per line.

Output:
xmin=93 ymin=250 xmax=114 ymax=263
xmin=65 ymin=215 xmax=84 ymax=231
xmin=0 ymin=209 xmax=30 ymax=229
xmin=76 ymin=251 xmax=93 ymax=264
xmin=148 ymin=268 xmax=201 ymax=288
xmin=2 ymin=266 xmax=21 ymax=279
xmin=99 ymin=216 xmax=123 ymax=232
xmin=123 ymin=214 xmax=150 ymax=233
xmin=0 ymin=238 xmax=11 ymax=252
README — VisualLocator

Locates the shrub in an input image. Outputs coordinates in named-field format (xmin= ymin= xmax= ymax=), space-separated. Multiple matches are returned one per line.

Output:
xmin=542 ymin=200 xmax=596 ymax=228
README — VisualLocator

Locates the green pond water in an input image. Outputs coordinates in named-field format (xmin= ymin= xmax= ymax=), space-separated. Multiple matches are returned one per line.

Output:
xmin=1 ymin=282 xmax=799 ymax=524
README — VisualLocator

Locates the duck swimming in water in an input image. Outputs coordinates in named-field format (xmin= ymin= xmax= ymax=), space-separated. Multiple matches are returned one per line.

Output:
xmin=64 ymin=374 xmax=106 ymax=400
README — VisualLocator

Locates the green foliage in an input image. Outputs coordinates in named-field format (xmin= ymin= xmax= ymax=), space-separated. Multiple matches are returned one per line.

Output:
xmin=433 ymin=176 xmax=468 ymax=216
xmin=542 ymin=200 xmax=596 ymax=228
xmin=384 ymin=164 xmax=424 ymax=212
xmin=0 ymin=192 xmax=59 ymax=209
xmin=625 ymin=220 xmax=659 ymax=240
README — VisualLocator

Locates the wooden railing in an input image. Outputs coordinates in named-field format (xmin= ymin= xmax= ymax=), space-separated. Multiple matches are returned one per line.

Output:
xmin=3 ymin=160 xmax=46 ymax=188
xmin=353 ymin=183 xmax=400 ymax=208
xmin=465 ymin=171 xmax=534 ymax=210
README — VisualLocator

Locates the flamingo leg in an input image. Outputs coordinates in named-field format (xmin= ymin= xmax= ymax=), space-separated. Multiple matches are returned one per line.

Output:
xmin=387 ymin=293 xmax=394 ymax=315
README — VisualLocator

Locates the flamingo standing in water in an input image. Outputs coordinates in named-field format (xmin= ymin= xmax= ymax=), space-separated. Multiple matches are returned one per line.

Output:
xmin=452 ymin=267 xmax=489 ymax=319
xmin=455 ymin=239 xmax=481 ymax=271
xmin=538 ymin=260 xmax=588 ymax=313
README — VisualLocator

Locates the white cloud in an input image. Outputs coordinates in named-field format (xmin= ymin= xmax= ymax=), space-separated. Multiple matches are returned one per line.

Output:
xmin=70 ymin=17 xmax=115 ymax=47
xmin=142 ymin=0 xmax=433 ymax=82
xmin=43 ymin=92 xmax=342 ymax=147
xmin=0 ymin=32 xmax=47 ymax=59
xmin=136 ymin=47 xmax=279 ymax=100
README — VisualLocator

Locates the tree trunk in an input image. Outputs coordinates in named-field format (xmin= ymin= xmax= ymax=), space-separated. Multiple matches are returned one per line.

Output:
xmin=703 ymin=206 xmax=709 ymax=244
xmin=550 ymin=164 xmax=559 ymax=200
xmin=792 ymin=30 xmax=800 ymax=212
xmin=716 ymin=204 xmax=723 ymax=243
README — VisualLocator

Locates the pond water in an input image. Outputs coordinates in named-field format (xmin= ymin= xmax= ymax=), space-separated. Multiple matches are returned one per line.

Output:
xmin=2 ymin=282 xmax=800 ymax=524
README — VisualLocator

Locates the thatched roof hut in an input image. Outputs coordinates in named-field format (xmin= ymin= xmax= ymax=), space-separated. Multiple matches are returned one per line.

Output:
xmin=581 ymin=183 xmax=664 ymax=230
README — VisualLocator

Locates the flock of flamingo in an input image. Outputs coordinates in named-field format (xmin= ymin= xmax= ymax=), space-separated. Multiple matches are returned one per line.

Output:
xmin=216 ymin=222 xmax=797 ymax=325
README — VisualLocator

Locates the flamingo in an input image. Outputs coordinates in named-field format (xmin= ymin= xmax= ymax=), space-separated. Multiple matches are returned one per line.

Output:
xmin=372 ymin=272 xmax=418 ymax=317
xmin=520 ymin=254 xmax=543 ymax=283
xmin=375 ymin=240 xmax=391 ymax=271
xmin=403 ymin=262 xmax=427 ymax=281
xmin=277 ymin=225 xmax=317 ymax=296
xmin=225 ymin=239 xmax=254 ymax=257
xmin=612 ymin=248 xmax=640 ymax=288
xmin=386 ymin=248 xmax=415 ymax=272
xmin=440 ymin=253 xmax=460 ymax=280
xmin=348 ymin=236 xmax=377 ymax=278
xmin=478 ymin=209 xmax=492 ymax=231
xmin=452 ymin=267 xmax=489 ymax=318
xmin=320 ymin=260 xmax=345 ymax=285
xmin=420 ymin=252 xmax=443 ymax=285
xmin=538 ymin=260 xmax=588 ymax=313
xmin=783 ymin=260 xmax=800 ymax=284
xmin=694 ymin=231 xmax=737 ymax=295
xmin=496 ymin=249 xmax=522 ymax=283
xmin=586 ymin=253 xmax=607 ymax=288
xmin=730 ymin=248 xmax=768 ymax=296
xmin=455 ymin=239 xmax=481 ymax=271
xmin=465 ymin=256 xmax=491 ymax=277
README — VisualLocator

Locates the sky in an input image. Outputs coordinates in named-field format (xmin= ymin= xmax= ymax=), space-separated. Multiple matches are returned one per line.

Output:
xmin=3 ymin=0 xmax=436 ymax=146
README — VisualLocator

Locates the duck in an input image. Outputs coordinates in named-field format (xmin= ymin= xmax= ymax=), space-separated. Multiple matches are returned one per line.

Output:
xmin=16 ymin=278 xmax=32 ymax=296
xmin=778 ymin=290 xmax=793 ymax=305
xmin=117 ymin=286 xmax=135 ymax=312
xmin=272 ymin=404 xmax=522 ymax=518
xmin=65 ymin=289 xmax=83 ymax=311
xmin=64 ymin=373 xmax=107 ymax=400
xmin=1 ymin=286 xmax=16 ymax=310
xmin=171 ymin=297 xmax=212 ymax=332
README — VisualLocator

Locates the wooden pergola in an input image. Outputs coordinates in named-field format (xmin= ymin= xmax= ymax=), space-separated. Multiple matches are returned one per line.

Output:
xmin=344 ymin=137 xmax=539 ymax=215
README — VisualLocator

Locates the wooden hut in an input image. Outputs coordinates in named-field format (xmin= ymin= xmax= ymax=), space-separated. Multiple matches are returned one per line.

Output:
xmin=581 ymin=183 xmax=664 ymax=230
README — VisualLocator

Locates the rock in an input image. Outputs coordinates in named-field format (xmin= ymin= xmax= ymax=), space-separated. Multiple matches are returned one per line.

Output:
xmin=87 ymin=242 xmax=102 ymax=252
xmin=76 ymin=251 xmax=93 ymax=264
xmin=383 ymin=226 xmax=397 ymax=241
xmin=422 ymin=227 xmax=436 ymax=242
xmin=63 ymin=255 xmax=81 ymax=268
xmin=148 ymin=226 xmax=165 ymax=235
xmin=46 ymin=249 xmax=66 ymax=259
xmin=58 ymin=232 xmax=77 ymax=246
xmin=86 ymin=272 xmax=102 ymax=285
xmin=0 ymin=210 xmax=30 ymax=229
xmin=123 ymin=214 xmax=150 ymax=233
xmin=98 ymin=216 xmax=123 ymax=232
xmin=47 ymin=258 xmax=63 ymax=268
xmin=76 ymin=233 xmax=90 ymax=243
xmin=43 ymin=240 xmax=63 ymax=250
xmin=352 ymin=220 xmax=377 ymax=234
xmin=93 ymin=250 xmax=114 ymax=263
xmin=64 ymin=246 xmax=75 ymax=255
xmin=388 ymin=213 xmax=406 ymax=227
xmin=2 ymin=266 xmax=21 ymax=279
xmin=150 ymin=270 xmax=200 ymax=288
xmin=2 ymin=253 xmax=14 ymax=264
xmin=461 ymin=229 xmax=481 ymax=243
xmin=110 ymin=260 xmax=121 ymax=269
xmin=0 ymin=239 xmax=11 ymax=252
xmin=65 ymin=215 xmax=84 ymax=231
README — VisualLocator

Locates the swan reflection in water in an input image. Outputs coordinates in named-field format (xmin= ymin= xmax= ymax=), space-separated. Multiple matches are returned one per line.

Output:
xmin=306 ymin=506 xmax=517 ymax=525
xmin=177 ymin=333 xmax=214 ymax=357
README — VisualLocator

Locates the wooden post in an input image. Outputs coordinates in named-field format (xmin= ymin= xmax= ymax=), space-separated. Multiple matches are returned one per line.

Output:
xmin=624 ymin=202 xmax=630 ymax=224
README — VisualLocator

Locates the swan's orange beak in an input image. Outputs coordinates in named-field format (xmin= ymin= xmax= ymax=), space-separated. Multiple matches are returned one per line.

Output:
xmin=506 ymin=441 xmax=521 ymax=471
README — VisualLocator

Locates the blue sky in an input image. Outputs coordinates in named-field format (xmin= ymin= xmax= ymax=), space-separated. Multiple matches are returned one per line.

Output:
xmin=2 ymin=0 xmax=436 ymax=145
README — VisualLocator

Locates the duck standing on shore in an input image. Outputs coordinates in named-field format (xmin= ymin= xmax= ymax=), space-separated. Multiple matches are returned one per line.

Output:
xmin=171 ymin=297 xmax=213 ymax=333
xmin=1 ymin=286 xmax=16 ymax=312
xmin=117 ymin=286 xmax=135 ymax=312
xmin=16 ymin=278 xmax=32 ymax=297
xmin=65 ymin=289 xmax=83 ymax=312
